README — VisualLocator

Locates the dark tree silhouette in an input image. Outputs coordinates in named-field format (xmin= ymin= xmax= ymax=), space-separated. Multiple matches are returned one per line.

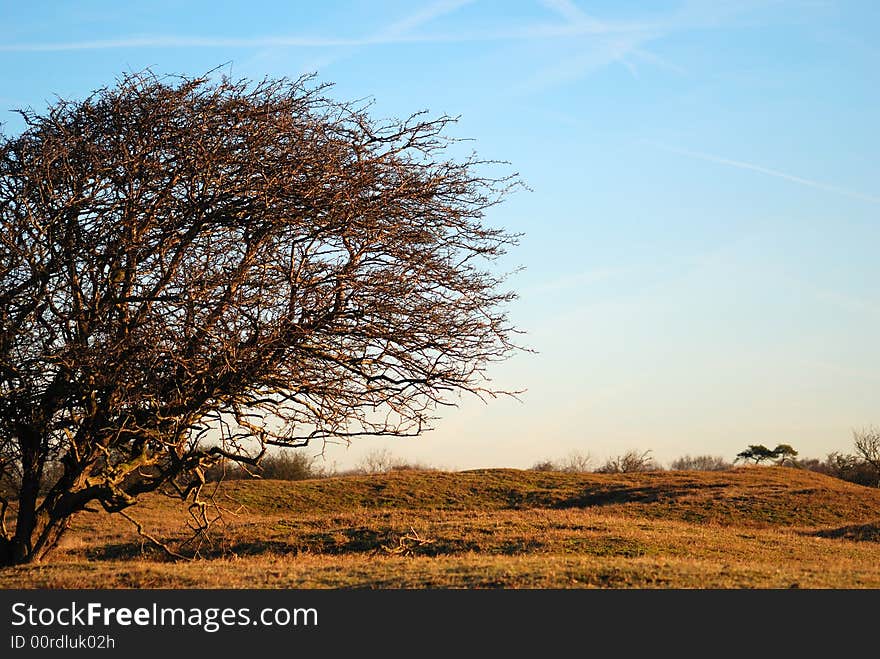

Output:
xmin=853 ymin=427 xmax=880 ymax=486
xmin=735 ymin=445 xmax=777 ymax=465
xmin=772 ymin=444 xmax=798 ymax=466
xmin=0 ymin=71 xmax=522 ymax=564
xmin=735 ymin=444 xmax=798 ymax=466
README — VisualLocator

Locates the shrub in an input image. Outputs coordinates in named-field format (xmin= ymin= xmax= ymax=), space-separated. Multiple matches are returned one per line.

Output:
xmin=596 ymin=450 xmax=662 ymax=474
xmin=795 ymin=453 xmax=879 ymax=487
xmin=670 ymin=455 xmax=732 ymax=472
xmin=853 ymin=427 xmax=880 ymax=486
xmin=204 ymin=451 xmax=327 ymax=482
xmin=389 ymin=462 xmax=435 ymax=472
xmin=559 ymin=451 xmax=593 ymax=473
xmin=352 ymin=449 xmax=435 ymax=475
xmin=529 ymin=451 xmax=593 ymax=473
xmin=258 ymin=452 xmax=323 ymax=480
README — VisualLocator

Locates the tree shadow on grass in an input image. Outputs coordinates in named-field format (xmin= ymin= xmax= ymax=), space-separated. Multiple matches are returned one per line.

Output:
xmin=81 ymin=528 xmax=486 ymax=560
xmin=809 ymin=522 xmax=880 ymax=542
xmin=85 ymin=542 xmax=172 ymax=561
xmin=546 ymin=484 xmax=694 ymax=509
xmin=293 ymin=528 xmax=484 ymax=556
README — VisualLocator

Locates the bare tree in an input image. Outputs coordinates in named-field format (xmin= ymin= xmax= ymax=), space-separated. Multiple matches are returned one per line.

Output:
xmin=0 ymin=70 xmax=522 ymax=565
xmin=597 ymin=450 xmax=660 ymax=474
xmin=530 ymin=450 xmax=593 ymax=473
xmin=669 ymin=455 xmax=731 ymax=472
xmin=559 ymin=450 xmax=593 ymax=473
xmin=356 ymin=448 xmax=400 ymax=474
xmin=853 ymin=427 xmax=880 ymax=486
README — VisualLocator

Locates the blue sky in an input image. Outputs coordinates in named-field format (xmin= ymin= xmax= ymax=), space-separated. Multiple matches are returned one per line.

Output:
xmin=2 ymin=0 xmax=878 ymax=470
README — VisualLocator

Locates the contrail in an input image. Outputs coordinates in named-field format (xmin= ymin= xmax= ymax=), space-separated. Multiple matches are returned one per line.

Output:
xmin=652 ymin=142 xmax=880 ymax=205
xmin=0 ymin=36 xmax=367 ymax=52
xmin=0 ymin=21 xmax=647 ymax=53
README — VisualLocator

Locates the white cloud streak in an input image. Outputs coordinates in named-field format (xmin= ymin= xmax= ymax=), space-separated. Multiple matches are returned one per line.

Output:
xmin=296 ymin=0 xmax=477 ymax=74
xmin=379 ymin=0 xmax=477 ymax=38
xmin=0 ymin=36 xmax=370 ymax=52
xmin=525 ymin=0 xmax=677 ymax=92
xmin=652 ymin=143 xmax=880 ymax=205
xmin=0 ymin=15 xmax=654 ymax=53
xmin=539 ymin=0 xmax=582 ymax=24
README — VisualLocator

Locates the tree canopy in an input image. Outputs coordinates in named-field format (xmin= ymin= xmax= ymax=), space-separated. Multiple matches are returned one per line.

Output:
xmin=735 ymin=444 xmax=798 ymax=465
xmin=0 ymin=71 xmax=521 ymax=564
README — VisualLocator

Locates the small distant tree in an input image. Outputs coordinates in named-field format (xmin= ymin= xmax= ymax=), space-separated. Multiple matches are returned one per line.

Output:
xmin=773 ymin=444 xmax=798 ymax=466
xmin=735 ymin=444 xmax=798 ymax=466
xmin=597 ymin=450 xmax=660 ymax=474
xmin=735 ymin=445 xmax=776 ymax=465
xmin=853 ymin=427 xmax=880 ymax=486
xmin=356 ymin=449 xmax=399 ymax=474
xmin=559 ymin=451 xmax=593 ymax=473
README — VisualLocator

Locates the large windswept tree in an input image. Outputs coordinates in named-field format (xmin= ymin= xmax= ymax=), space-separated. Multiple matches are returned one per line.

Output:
xmin=0 ymin=71 xmax=521 ymax=565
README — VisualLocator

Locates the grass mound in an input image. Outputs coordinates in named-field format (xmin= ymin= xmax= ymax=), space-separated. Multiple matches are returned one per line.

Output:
xmin=3 ymin=466 xmax=880 ymax=588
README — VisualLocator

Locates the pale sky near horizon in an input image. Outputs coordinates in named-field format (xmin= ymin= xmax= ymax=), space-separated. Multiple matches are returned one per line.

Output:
xmin=1 ymin=0 xmax=877 ymax=471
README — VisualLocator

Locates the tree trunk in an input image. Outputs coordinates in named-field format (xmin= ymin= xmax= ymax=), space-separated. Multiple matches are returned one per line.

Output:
xmin=2 ymin=432 xmax=47 ymax=566
xmin=8 ymin=464 xmax=41 ymax=565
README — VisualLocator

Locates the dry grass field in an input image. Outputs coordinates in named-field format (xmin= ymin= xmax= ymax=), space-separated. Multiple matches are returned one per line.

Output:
xmin=3 ymin=466 xmax=880 ymax=589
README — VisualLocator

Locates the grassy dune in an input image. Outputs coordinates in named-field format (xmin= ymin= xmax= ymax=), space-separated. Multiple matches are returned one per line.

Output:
xmin=2 ymin=466 xmax=880 ymax=588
